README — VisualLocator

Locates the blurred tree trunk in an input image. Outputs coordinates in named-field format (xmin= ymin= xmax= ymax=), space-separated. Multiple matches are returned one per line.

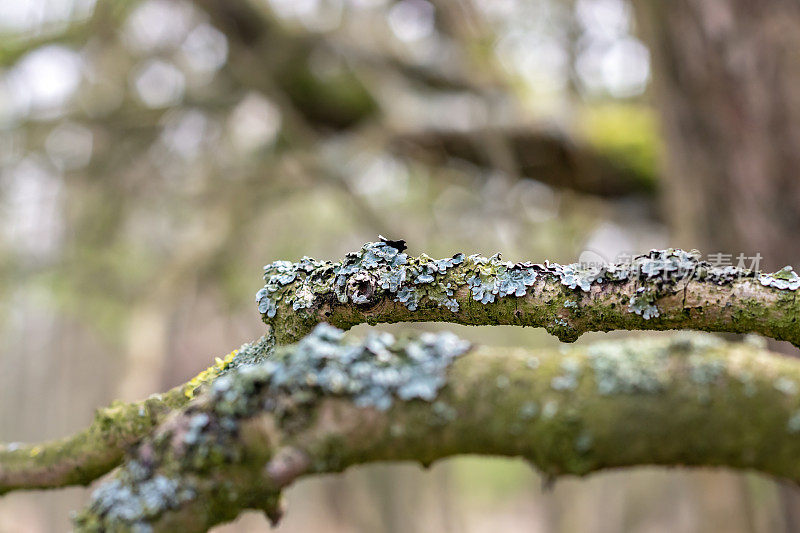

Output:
xmin=635 ymin=1 xmax=800 ymax=531
xmin=636 ymin=0 xmax=800 ymax=271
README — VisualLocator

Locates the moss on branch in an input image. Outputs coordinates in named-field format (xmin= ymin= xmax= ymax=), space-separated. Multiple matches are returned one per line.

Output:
xmin=74 ymin=325 xmax=800 ymax=532
xmin=258 ymin=240 xmax=800 ymax=346
xmin=0 ymin=335 xmax=274 ymax=494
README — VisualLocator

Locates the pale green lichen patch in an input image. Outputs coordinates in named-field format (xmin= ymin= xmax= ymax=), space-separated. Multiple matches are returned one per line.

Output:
xmin=688 ymin=355 xmax=726 ymax=386
xmin=774 ymin=377 xmax=799 ymax=396
xmin=430 ymin=401 xmax=458 ymax=425
xmin=628 ymin=288 xmax=659 ymax=319
xmin=737 ymin=371 xmax=758 ymax=397
xmin=542 ymin=400 xmax=559 ymax=419
xmin=466 ymin=254 xmax=537 ymax=304
xmin=518 ymin=401 xmax=539 ymax=420
xmin=585 ymin=336 xmax=691 ymax=395
xmin=788 ymin=410 xmax=800 ymax=434
xmin=496 ymin=375 xmax=510 ymax=389
xmin=760 ymin=266 xmax=800 ymax=290
xmin=574 ymin=430 xmax=594 ymax=454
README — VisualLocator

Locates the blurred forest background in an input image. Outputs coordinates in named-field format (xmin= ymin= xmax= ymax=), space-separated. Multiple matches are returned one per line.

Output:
xmin=1 ymin=0 xmax=799 ymax=531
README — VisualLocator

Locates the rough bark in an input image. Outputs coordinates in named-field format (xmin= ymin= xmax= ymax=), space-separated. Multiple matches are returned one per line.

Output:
xmin=73 ymin=327 xmax=800 ymax=532
xmin=258 ymin=241 xmax=800 ymax=346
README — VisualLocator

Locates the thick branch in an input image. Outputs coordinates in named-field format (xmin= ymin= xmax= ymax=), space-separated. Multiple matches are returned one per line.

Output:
xmin=258 ymin=241 xmax=800 ymax=346
xmin=0 ymin=335 xmax=274 ymax=494
xmin=74 ymin=326 xmax=800 ymax=531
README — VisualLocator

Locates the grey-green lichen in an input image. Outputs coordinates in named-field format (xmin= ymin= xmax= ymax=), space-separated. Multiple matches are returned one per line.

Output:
xmin=586 ymin=336 xmax=679 ymax=395
xmin=76 ymin=466 xmax=195 ymax=532
xmin=75 ymin=325 xmax=472 ymax=531
xmin=256 ymin=237 xmax=539 ymax=317
xmin=542 ymin=400 xmax=559 ymax=419
xmin=774 ymin=377 xmax=798 ymax=396
xmin=788 ymin=410 xmax=800 ymax=434
xmin=760 ymin=266 xmax=800 ymax=290
xmin=628 ymin=287 xmax=659 ymax=319
xmin=212 ymin=323 xmax=471 ymax=416
xmin=519 ymin=401 xmax=539 ymax=420
xmin=551 ymin=357 xmax=582 ymax=391
xmin=256 ymin=242 xmax=800 ymax=343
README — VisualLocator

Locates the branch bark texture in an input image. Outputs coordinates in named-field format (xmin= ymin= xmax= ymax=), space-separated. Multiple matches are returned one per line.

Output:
xmin=258 ymin=239 xmax=800 ymax=346
xmin=74 ymin=325 xmax=800 ymax=531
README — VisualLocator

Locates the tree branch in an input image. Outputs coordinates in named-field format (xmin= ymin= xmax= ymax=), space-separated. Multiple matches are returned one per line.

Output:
xmin=391 ymin=127 xmax=656 ymax=197
xmin=73 ymin=325 xmax=800 ymax=531
xmin=0 ymin=335 xmax=274 ymax=494
xmin=258 ymin=240 xmax=800 ymax=347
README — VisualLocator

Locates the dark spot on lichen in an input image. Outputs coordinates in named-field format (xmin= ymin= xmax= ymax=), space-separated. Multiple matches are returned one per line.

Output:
xmin=379 ymin=235 xmax=407 ymax=252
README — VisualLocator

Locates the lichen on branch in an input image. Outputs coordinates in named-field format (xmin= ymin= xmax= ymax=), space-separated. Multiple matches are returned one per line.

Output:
xmin=257 ymin=239 xmax=800 ymax=345
xmin=74 ymin=325 xmax=800 ymax=532
xmin=7 ymin=239 xmax=800 ymax=529
xmin=74 ymin=325 xmax=473 ymax=531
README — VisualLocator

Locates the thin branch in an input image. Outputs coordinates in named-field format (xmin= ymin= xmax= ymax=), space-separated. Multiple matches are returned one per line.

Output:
xmin=0 ymin=389 xmax=184 ymax=495
xmin=0 ymin=335 xmax=274 ymax=494
xmin=257 ymin=241 xmax=800 ymax=346
xmin=73 ymin=326 xmax=800 ymax=531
